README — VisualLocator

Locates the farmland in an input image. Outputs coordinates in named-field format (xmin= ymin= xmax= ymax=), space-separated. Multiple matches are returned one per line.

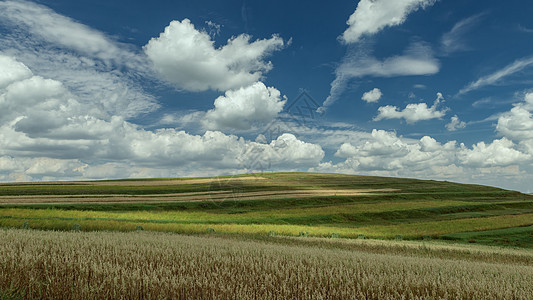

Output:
xmin=1 ymin=172 xmax=532 ymax=246
xmin=1 ymin=229 xmax=532 ymax=299
xmin=1 ymin=172 xmax=533 ymax=299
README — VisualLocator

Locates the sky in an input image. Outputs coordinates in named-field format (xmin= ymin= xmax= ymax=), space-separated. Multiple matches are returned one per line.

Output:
xmin=1 ymin=0 xmax=533 ymax=193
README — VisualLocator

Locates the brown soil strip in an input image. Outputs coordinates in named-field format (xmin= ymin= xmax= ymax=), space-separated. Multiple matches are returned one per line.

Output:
xmin=0 ymin=188 xmax=398 ymax=205
xmin=0 ymin=176 xmax=268 ymax=187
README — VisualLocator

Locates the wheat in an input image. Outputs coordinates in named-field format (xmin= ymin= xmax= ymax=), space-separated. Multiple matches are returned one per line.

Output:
xmin=0 ymin=228 xmax=531 ymax=299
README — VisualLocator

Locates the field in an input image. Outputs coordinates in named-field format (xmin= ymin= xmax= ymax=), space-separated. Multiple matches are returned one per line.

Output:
xmin=1 ymin=172 xmax=532 ymax=246
xmin=1 ymin=172 xmax=533 ymax=298
xmin=1 ymin=229 xmax=533 ymax=299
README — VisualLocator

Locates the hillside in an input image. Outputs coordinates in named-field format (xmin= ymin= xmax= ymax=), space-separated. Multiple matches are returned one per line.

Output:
xmin=1 ymin=172 xmax=532 ymax=247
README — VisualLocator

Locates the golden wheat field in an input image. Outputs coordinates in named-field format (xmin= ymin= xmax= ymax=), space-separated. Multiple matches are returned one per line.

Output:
xmin=1 ymin=228 xmax=532 ymax=299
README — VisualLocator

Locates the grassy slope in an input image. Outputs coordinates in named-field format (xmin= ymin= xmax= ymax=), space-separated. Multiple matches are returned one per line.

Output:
xmin=1 ymin=172 xmax=532 ymax=247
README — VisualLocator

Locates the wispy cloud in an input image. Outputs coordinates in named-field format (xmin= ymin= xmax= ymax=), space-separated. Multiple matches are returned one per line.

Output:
xmin=459 ymin=56 xmax=533 ymax=95
xmin=0 ymin=0 xmax=158 ymax=119
xmin=321 ymin=42 xmax=439 ymax=111
xmin=441 ymin=13 xmax=486 ymax=54
xmin=341 ymin=0 xmax=437 ymax=44
xmin=0 ymin=0 xmax=145 ymax=69
xmin=517 ymin=24 xmax=533 ymax=33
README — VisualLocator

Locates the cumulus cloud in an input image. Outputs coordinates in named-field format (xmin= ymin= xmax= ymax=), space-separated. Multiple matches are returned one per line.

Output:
xmin=240 ymin=134 xmax=325 ymax=170
xmin=374 ymin=92 xmax=448 ymax=123
xmin=331 ymin=129 xmax=457 ymax=172
xmin=144 ymin=19 xmax=284 ymax=92
xmin=204 ymin=82 xmax=286 ymax=130
xmin=0 ymin=156 xmax=86 ymax=182
xmin=446 ymin=115 xmax=466 ymax=131
xmin=0 ymin=3 xmax=318 ymax=182
xmin=0 ymin=56 xmax=322 ymax=181
xmin=459 ymin=56 xmax=533 ymax=95
xmin=458 ymin=138 xmax=530 ymax=167
xmin=322 ymin=42 xmax=439 ymax=110
xmin=0 ymin=55 xmax=33 ymax=88
xmin=496 ymin=92 xmax=533 ymax=142
xmin=313 ymin=128 xmax=532 ymax=191
xmin=342 ymin=0 xmax=437 ymax=43
xmin=361 ymin=88 xmax=382 ymax=103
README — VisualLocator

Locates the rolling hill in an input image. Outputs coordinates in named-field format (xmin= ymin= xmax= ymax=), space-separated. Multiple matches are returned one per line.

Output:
xmin=1 ymin=172 xmax=532 ymax=247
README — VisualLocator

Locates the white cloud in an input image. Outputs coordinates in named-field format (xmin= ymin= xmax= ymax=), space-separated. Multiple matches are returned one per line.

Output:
xmin=374 ymin=92 xmax=448 ymax=123
xmin=458 ymin=138 xmax=530 ymax=167
xmin=0 ymin=1 xmax=158 ymax=120
xmin=342 ymin=0 xmax=437 ymax=43
xmin=361 ymin=88 xmax=382 ymax=103
xmin=322 ymin=42 xmax=439 ymax=110
xmin=0 ymin=6 xmax=318 ymax=181
xmin=0 ymin=156 xmax=86 ymax=181
xmin=204 ymin=82 xmax=286 ymax=130
xmin=441 ymin=13 xmax=485 ymax=54
xmin=335 ymin=142 xmax=358 ymax=158
xmin=205 ymin=21 xmax=222 ymax=37
xmin=459 ymin=56 xmax=533 ymax=95
xmin=0 ymin=56 xmax=323 ymax=181
xmin=338 ymin=42 xmax=439 ymax=78
xmin=0 ymin=55 xmax=33 ymax=88
xmin=446 ymin=115 xmax=466 ymax=131
xmin=527 ymin=92 xmax=533 ymax=107
xmin=241 ymin=134 xmax=325 ymax=170
xmin=329 ymin=129 xmax=457 ymax=172
xmin=313 ymin=128 xmax=533 ymax=192
xmin=0 ymin=0 xmax=142 ymax=67
xmin=144 ymin=19 xmax=284 ymax=92
xmin=496 ymin=92 xmax=533 ymax=142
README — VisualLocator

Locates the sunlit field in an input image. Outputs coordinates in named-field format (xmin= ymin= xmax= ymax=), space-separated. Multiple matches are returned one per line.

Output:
xmin=1 ymin=173 xmax=532 ymax=246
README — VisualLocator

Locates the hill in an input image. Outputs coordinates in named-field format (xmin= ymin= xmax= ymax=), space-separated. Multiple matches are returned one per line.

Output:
xmin=1 ymin=172 xmax=532 ymax=247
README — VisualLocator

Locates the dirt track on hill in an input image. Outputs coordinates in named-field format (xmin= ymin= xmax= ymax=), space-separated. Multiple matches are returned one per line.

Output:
xmin=0 ymin=188 xmax=398 ymax=205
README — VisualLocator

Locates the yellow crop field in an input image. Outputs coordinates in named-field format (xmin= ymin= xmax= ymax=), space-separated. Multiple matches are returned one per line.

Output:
xmin=1 ymin=229 xmax=532 ymax=299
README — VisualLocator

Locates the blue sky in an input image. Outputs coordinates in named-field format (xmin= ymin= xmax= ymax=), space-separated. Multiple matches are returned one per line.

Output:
xmin=1 ymin=0 xmax=533 ymax=192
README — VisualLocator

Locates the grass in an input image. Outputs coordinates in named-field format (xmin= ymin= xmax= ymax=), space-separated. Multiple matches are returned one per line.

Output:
xmin=2 ymin=211 xmax=533 ymax=240
xmin=443 ymin=226 xmax=533 ymax=248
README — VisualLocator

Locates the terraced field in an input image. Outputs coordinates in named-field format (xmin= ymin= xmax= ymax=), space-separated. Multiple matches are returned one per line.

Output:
xmin=1 ymin=172 xmax=532 ymax=247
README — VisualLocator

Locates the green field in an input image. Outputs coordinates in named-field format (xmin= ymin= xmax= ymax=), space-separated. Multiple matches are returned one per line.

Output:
xmin=1 ymin=172 xmax=532 ymax=247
